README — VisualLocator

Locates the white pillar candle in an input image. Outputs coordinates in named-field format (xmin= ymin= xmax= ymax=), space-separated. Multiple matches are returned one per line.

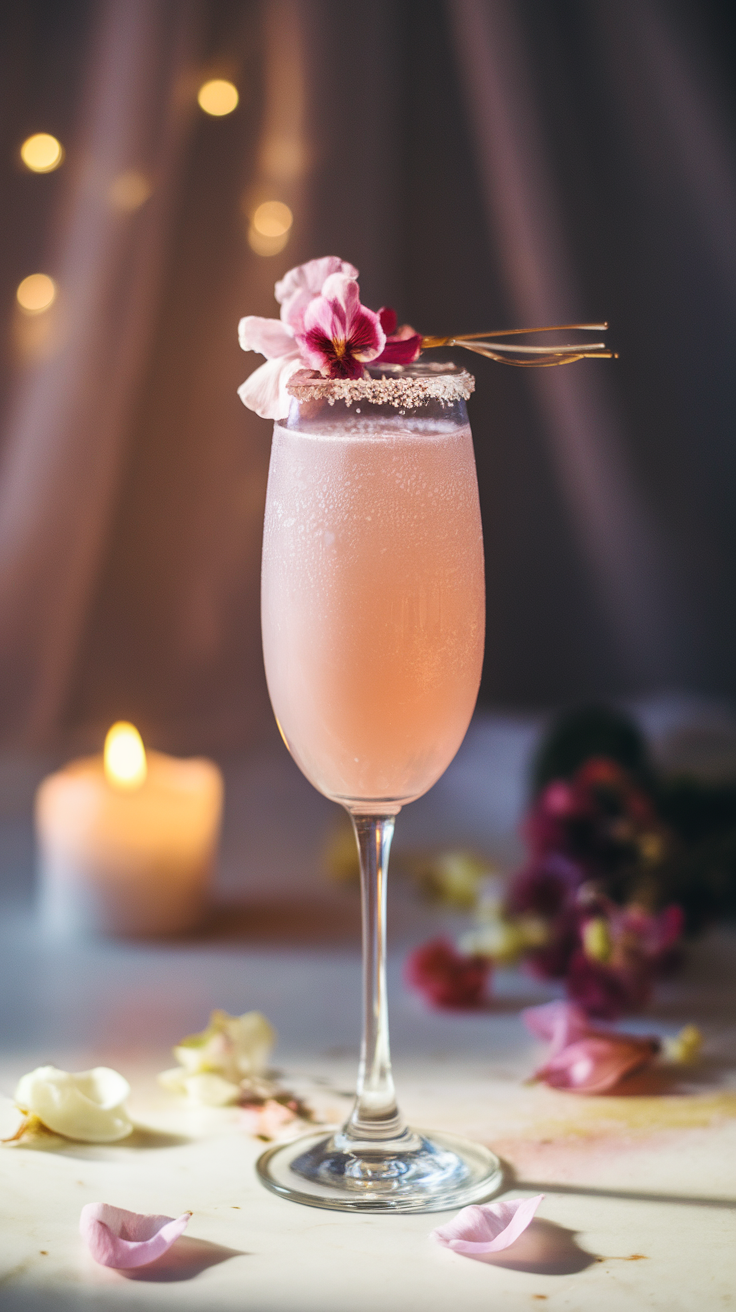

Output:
xmin=36 ymin=724 xmax=223 ymax=937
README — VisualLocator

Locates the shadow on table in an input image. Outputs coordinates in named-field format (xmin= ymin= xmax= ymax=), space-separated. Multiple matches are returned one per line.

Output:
xmin=121 ymin=1236 xmax=247 ymax=1282
xmin=517 ymin=1178 xmax=736 ymax=1210
xmin=478 ymin=1218 xmax=598 ymax=1274
xmin=11 ymin=1125 xmax=190 ymax=1158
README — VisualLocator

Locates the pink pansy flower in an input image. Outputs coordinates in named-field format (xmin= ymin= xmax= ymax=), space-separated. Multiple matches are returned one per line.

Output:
xmin=297 ymin=274 xmax=386 ymax=379
xmin=374 ymin=307 xmax=423 ymax=365
xmin=275 ymin=256 xmax=358 ymax=334
xmin=80 ymin=1203 xmax=191 ymax=1269
xmin=433 ymin=1195 xmax=544 ymax=1259
xmin=523 ymin=1000 xmax=659 ymax=1093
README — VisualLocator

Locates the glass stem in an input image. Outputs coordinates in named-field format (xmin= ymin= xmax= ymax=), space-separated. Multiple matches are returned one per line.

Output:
xmin=345 ymin=813 xmax=405 ymax=1142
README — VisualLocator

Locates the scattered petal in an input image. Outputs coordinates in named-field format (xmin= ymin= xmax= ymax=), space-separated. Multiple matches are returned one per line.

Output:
xmin=160 ymin=1009 xmax=278 ymax=1104
xmin=537 ymin=1033 xmax=659 ymax=1094
xmin=80 ymin=1203 xmax=191 ymax=1269
xmin=522 ymin=1000 xmax=592 ymax=1058
xmin=14 ymin=1067 xmax=132 ymax=1143
xmin=433 ymin=1195 xmax=544 ymax=1258
xmin=238 ymin=1099 xmax=297 ymax=1139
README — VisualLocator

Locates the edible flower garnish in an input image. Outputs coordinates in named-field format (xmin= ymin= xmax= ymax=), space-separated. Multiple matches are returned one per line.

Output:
xmin=237 ymin=256 xmax=613 ymax=420
xmin=297 ymin=274 xmax=385 ymax=379
xmin=432 ymin=1195 xmax=544 ymax=1259
xmin=11 ymin=1066 xmax=132 ymax=1143
xmin=374 ymin=307 xmax=422 ymax=365
xmin=80 ymin=1203 xmax=191 ymax=1269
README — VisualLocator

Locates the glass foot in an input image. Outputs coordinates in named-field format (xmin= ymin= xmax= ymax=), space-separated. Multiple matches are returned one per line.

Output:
xmin=256 ymin=1126 xmax=504 ymax=1213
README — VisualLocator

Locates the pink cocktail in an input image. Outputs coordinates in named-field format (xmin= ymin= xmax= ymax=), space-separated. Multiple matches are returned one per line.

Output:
xmin=257 ymin=364 xmax=502 ymax=1212
xmin=262 ymin=415 xmax=484 ymax=808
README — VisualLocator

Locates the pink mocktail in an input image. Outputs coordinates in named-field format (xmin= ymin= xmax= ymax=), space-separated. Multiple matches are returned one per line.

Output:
xmin=261 ymin=417 xmax=484 ymax=807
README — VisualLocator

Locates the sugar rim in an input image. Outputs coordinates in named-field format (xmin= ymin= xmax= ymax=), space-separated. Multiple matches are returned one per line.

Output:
xmin=286 ymin=366 xmax=475 ymax=408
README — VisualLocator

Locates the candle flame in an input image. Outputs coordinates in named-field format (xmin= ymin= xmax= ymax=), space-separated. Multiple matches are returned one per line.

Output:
xmin=104 ymin=722 xmax=147 ymax=791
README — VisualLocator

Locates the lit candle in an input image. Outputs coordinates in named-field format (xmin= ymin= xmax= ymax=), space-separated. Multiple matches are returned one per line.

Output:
xmin=36 ymin=724 xmax=223 ymax=937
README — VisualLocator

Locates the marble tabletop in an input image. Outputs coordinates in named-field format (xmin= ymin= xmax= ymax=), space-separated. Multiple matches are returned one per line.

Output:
xmin=1 ymin=706 xmax=735 ymax=1310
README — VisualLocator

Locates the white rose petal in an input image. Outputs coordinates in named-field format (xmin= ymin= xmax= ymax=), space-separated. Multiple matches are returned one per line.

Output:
xmin=14 ymin=1066 xmax=132 ymax=1143
xmin=160 ymin=1009 xmax=277 ymax=1105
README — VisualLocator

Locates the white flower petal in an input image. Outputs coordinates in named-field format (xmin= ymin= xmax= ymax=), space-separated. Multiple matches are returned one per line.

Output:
xmin=15 ymin=1066 xmax=132 ymax=1143
xmin=237 ymin=354 xmax=301 ymax=420
xmin=238 ymin=315 xmax=295 ymax=359
xmin=182 ymin=1073 xmax=241 ymax=1106
xmin=275 ymin=256 xmax=359 ymax=332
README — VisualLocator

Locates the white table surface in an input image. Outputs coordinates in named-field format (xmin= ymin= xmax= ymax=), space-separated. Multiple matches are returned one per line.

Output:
xmin=1 ymin=706 xmax=735 ymax=1310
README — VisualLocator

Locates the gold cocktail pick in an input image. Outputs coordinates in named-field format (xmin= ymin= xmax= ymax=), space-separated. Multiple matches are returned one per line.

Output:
xmin=420 ymin=322 xmax=617 ymax=368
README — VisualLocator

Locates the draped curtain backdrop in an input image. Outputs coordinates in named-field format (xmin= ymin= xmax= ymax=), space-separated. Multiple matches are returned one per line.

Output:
xmin=0 ymin=0 xmax=733 ymax=752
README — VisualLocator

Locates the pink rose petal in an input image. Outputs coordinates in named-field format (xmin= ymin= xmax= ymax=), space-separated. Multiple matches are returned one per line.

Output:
xmin=522 ymin=1000 xmax=592 ymax=1057
xmin=80 ymin=1203 xmax=191 ymax=1269
xmin=238 ymin=1099 xmax=297 ymax=1138
xmin=433 ymin=1195 xmax=544 ymax=1258
xmin=537 ymin=1033 xmax=659 ymax=1094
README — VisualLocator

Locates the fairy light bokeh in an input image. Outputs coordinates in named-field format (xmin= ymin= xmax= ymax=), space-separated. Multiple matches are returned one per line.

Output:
xmin=197 ymin=78 xmax=239 ymax=116
xmin=16 ymin=273 xmax=56 ymax=313
xmin=248 ymin=200 xmax=293 ymax=256
xmin=20 ymin=132 xmax=64 ymax=172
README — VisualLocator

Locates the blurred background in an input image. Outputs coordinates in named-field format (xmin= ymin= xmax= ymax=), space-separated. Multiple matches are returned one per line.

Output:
xmin=0 ymin=0 xmax=734 ymax=760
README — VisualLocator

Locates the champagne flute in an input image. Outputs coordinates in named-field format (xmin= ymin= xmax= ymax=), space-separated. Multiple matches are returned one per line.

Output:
xmin=256 ymin=362 xmax=502 ymax=1211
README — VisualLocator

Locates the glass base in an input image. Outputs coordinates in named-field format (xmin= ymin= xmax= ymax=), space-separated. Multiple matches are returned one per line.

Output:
xmin=256 ymin=1125 xmax=504 ymax=1213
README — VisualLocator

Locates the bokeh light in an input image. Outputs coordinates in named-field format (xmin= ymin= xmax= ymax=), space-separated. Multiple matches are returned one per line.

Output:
xmin=197 ymin=79 xmax=239 ymax=116
xmin=108 ymin=170 xmax=153 ymax=212
xmin=16 ymin=273 xmax=57 ymax=313
xmin=248 ymin=201 xmax=293 ymax=256
xmin=20 ymin=132 xmax=64 ymax=172
xmin=252 ymin=201 xmax=293 ymax=237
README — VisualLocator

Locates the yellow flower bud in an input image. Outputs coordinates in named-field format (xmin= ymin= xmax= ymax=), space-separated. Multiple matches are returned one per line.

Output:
xmin=582 ymin=917 xmax=613 ymax=963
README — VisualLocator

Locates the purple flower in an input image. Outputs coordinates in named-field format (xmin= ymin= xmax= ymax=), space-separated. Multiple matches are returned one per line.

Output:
xmin=506 ymin=852 xmax=584 ymax=920
xmin=506 ymin=854 xmax=584 ymax=981
xmin=297 ymin=274 xmax=386 ymax=379
xmin=565 ymin=948 xmax=651 ymax=1020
